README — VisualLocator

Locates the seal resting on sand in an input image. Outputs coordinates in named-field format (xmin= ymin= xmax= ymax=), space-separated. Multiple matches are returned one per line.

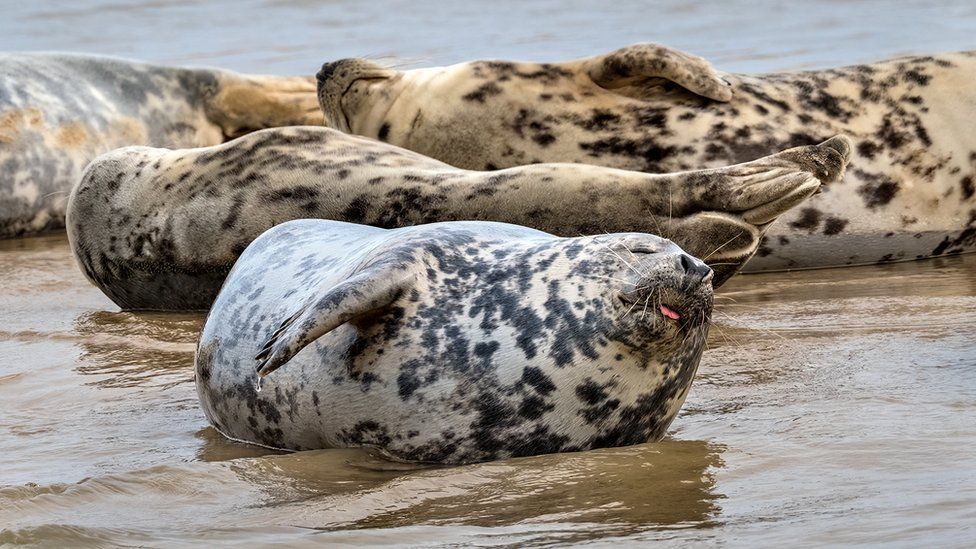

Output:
xmin=0 ymin=53 xmax=322 ymax=238
xmin=316 ymin=44 xmax=976 ymax=269
xmin=67 ymin=126 xmax=850 ymax=310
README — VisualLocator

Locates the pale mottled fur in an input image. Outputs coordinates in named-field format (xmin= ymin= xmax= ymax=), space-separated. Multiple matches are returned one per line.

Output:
xmin=317 ymin=44 xmax=976 ymax=269
xmin=67 ymin=126 xmax=849 ymax=310
xmin=197 ymin=219 xmax=713 ymax=463
xmin=0 ymin=53 xmax=321 ymax=237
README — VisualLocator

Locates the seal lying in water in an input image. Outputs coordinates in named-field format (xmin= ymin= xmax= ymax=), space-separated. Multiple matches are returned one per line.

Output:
xmin=67 ymin=126 xmax=850 ymax=310
xmin=195 ymin=219 xmax=714 ymax=463
xmin=317 ymin=44 xmax=976 ymax=269
xmin=0 ymin=53 xmax=322 ymax=238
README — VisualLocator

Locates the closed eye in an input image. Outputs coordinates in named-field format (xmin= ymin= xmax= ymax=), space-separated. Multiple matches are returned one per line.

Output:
xmin=626 ymin=246 xmax=659 ymax=255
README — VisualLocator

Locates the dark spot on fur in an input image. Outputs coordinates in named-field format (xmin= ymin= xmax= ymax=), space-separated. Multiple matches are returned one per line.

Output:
xmin=789 ymin=207 xmax=821 ymax=231
xmin=518 ymin=395 xmax=553 ymax=420
xmin=961 ymin=176 xmax=975 ymax=200
xmin=521 ymin=366 xmax=556 ymax=395
xmin=855 ymin=169 xmax=900 ymax=208
xmin=857 ymin=140 xmax=882 ymax=160
xmin=902 ymin=69 xmax=932 ymax=86
xmin=463 ymin=82 xmax=503 ymax=103
xmin=823 ymin=216 xmax=848 ymax=235
xmin=575 ymin=379 xmax=609 ymax=405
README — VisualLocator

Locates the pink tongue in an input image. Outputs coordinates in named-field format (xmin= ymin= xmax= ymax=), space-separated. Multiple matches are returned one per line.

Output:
xmin=660 ymin=305 xmax=681 ymax=320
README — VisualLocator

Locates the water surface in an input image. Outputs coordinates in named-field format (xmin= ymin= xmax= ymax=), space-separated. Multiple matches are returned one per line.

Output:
xmin=1 ymin=234 xmax=973 ymax=547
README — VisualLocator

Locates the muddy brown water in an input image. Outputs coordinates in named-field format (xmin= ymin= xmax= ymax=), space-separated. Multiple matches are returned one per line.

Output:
xmin=3 ymin=0 xmax=976 ymax=546
xmin=2 ymin=234 xmax=974 ymax=547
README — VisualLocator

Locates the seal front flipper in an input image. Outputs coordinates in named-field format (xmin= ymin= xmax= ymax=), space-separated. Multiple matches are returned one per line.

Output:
xmin=255 ymin=267 xmax=417 ymax=377
xmin=669 ymin=213 xmax=761 ymax=287
xmin=580 ymin=42 xmax=732 ymax=102
xmin=204 ymin=73 xmax=323 ymax=140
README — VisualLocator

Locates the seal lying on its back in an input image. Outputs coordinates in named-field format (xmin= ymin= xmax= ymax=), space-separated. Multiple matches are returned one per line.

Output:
xmin=196 ymin=219 xmax=713 ymax=463
xmin=68 ymin=126 xmax=850 ymax=310
xmin=0 ymin=53 xmax=322 ymax=238
xmin=317 ymin=44 xmax=976 ymax=269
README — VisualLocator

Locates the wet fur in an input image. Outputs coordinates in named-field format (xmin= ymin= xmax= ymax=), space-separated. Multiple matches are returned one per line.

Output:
xmin=196 ymin=219 xmax=712 ymax=463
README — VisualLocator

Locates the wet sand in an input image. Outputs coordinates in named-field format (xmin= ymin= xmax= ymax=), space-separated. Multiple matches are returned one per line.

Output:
xmin=1 ymin=234 xmax=973 ymax=547
xmin=2 ymin=0 xmax=976 ymax=546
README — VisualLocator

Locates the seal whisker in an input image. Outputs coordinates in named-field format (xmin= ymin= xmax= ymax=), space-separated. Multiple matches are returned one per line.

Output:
xmin=622 ymin=295 xmax=643 ymax=318
xmin=711 ymin=324 xmax=743 ymax=350
xmin=646 ymin=207 xmax=667 ymax=239
xmin=667 ymin=182 xmax=674 ymax=237
xmin=588 ymin=274 xmax=640 ymax=286
xmin=600 ymin=242 xmax=644 ymax=278
xmin=701 ymin=231 xmax=746 ymax=261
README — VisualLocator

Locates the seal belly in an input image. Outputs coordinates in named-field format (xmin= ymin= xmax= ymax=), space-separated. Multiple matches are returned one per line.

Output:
xmin=745 ymin=230 xmax=976 ymax=271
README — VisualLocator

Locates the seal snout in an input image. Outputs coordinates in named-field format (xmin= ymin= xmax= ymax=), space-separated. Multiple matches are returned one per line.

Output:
xmin=316 ymin=59 xmax=350 ymax=86
xmin=658 ymin=253 xmax=712 ymax=323
xmin=618 ymin=251 xmax=713 ymax=327
xmin=315 ymin=58 xmax=392 ymax=92
xmin=315 ymin=58 xmax=394 ymax=130
xmin=676 ymin=253 xmax=712 ymax=286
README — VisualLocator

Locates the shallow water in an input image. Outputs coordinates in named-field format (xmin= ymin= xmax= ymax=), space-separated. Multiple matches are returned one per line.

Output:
xmin=2 ymin=234 xmax=974 ymax=547
xmin=2 ymin=1 xmax=976 ymax=547
xmin=4 ymin=0 xmax=976 ymax=74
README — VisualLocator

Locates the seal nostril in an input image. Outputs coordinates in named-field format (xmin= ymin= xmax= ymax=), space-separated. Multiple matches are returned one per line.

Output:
xmin=677 ymin=253 xmax=711 ymax=283
xmin=316 ymin=61 xmax=343 ymax=84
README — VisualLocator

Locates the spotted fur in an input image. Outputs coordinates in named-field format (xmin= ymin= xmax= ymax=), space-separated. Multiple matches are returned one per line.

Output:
xmin=317 ymin=44 xmax=976 ymax=269
xmin=0 ymin=53 xmax=322 ymax=238
xmin=67 ymin=126 xmax=848 ymax=310
xmin=196 ymin=219 xmax=713 ymax=463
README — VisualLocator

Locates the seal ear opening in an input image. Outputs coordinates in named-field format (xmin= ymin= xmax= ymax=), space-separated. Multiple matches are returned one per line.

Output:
xmin=255 ymin=267 xmax=416 ymax=377
xmin=582 ymin=43 xmax=732 ymax=102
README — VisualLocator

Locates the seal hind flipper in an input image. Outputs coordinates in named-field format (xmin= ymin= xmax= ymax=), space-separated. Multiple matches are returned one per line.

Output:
xmin=661 ymin=135 xmax=852 ymax=284
xmin=690 ymin=135 xmax=852 ymax=222
xmin=255 ymin=267 xmax=417 ymax=377
xmin=581 ymin=42 xmax=733 ymax=102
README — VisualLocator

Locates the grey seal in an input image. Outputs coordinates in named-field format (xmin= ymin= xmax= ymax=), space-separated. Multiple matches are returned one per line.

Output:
xmin=316 ymin=44 xmax=976 ymax=269
xmin=0 ymin=53 xmax=321 ymax=238
xmin=68 ymin=126 xmax=850 ymax=310
xmin=195 ymin=219 xmax=713 ymax=463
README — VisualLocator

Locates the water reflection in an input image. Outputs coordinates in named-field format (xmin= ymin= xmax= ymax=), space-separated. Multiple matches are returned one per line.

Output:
xmin=195 ymin=426 xmax=289 ymax=462
xmin=225 ymin=439 xmax=725 ymax=536
xmin=72 ymin=310 xmax=202 ymax=389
